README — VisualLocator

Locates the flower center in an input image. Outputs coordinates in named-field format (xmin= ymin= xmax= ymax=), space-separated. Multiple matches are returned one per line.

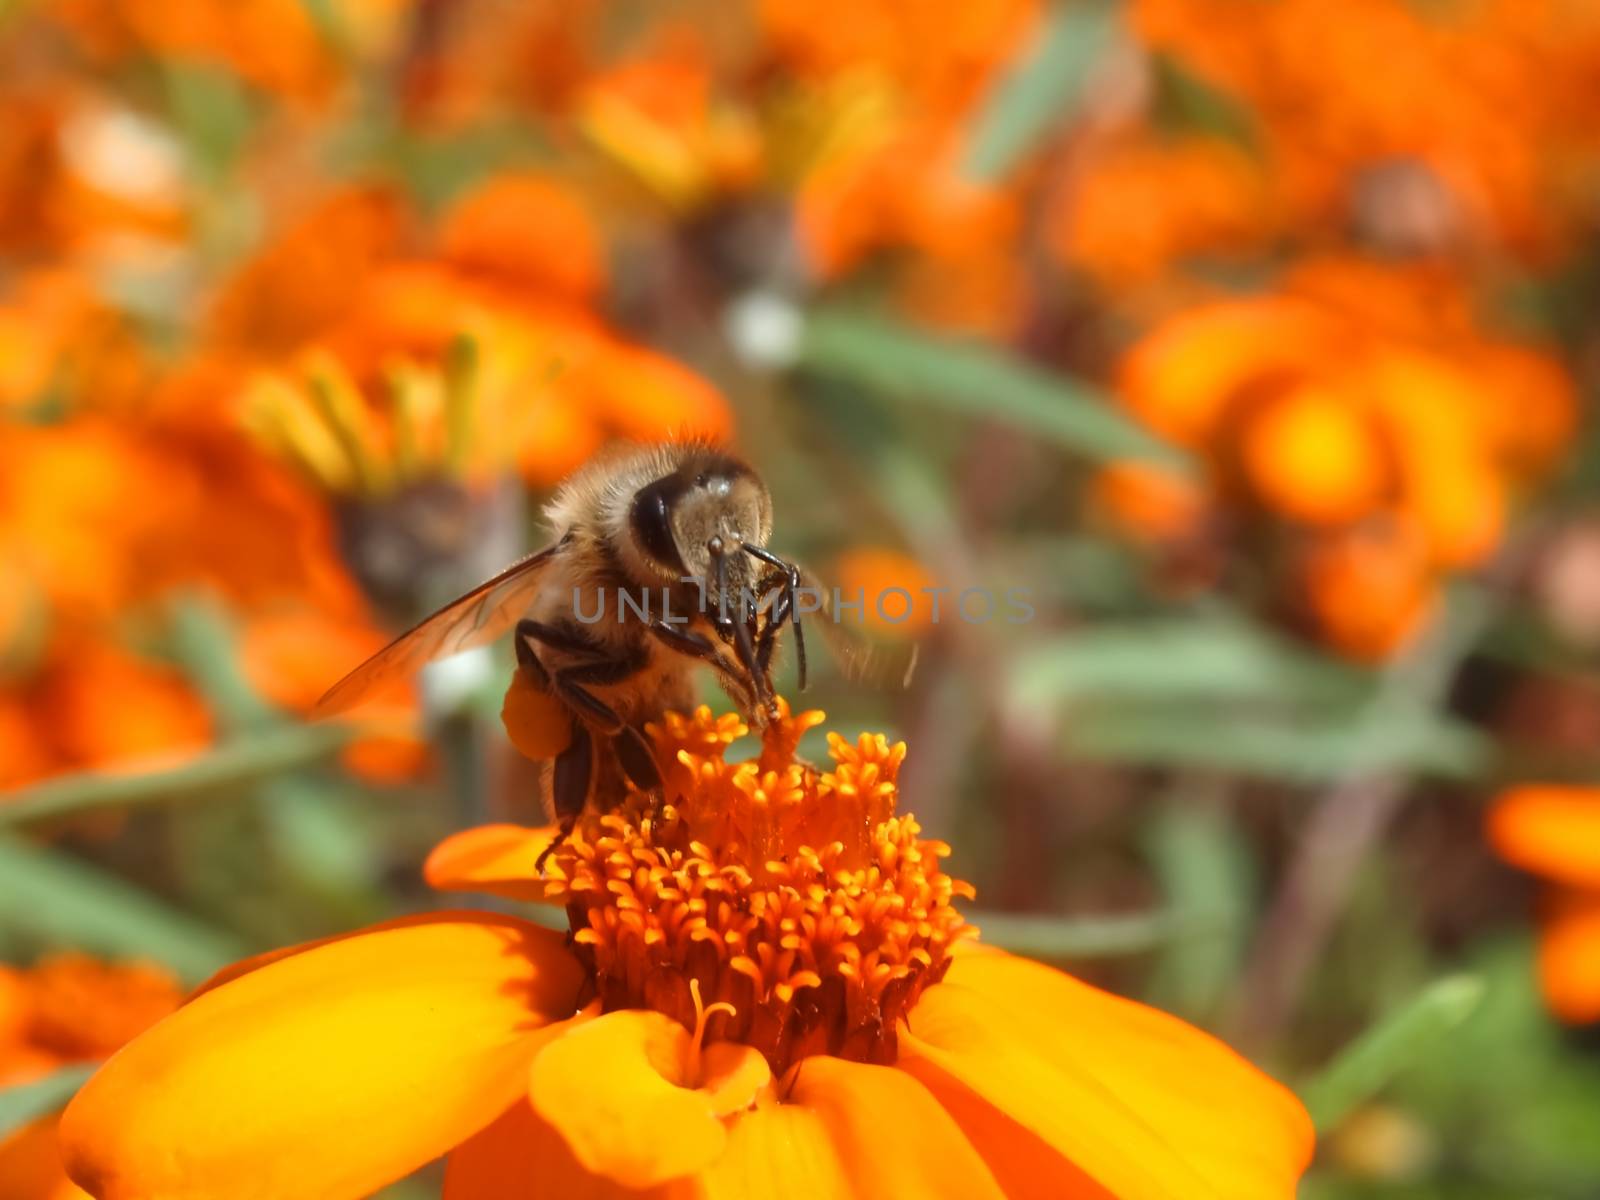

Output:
xmin=540 ymin=702 xmax=974 ymax=1076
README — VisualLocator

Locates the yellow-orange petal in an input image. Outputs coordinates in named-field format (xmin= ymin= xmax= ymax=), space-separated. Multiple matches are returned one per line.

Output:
xmin=0 ymin=1114 xmax=88 ymax=1200
xmin=898 ymin=948 xmax=1313 ymax=1200
xmin=698 ymin=1043 xmax=772 ymax=1117
xmin=1537 ymin=892 xmax=1600 ymax=1025
xmin=62 ymin=913 xmax=586 ymax=1200
xmin=905 ymin=1056 xmax=1111 ymax=1199
xmin=786 ymin=1057 xmax=1005 ymax=1199
xmin=426 ymin=824 xmax=565 ymax=902
xmin=1488 ymin=786 xmax=1600 ymax=888
xmin=529 ymin=1011 xmax=732 ymax=1188
xmin=689 ymin=1102 xmax=848 ymax=1199
xmin=445 ymin=1097 xmax=667 ymax=1200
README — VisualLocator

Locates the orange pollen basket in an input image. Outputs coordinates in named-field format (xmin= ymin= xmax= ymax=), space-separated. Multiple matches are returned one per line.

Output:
xmin=540 ymin=702 xmax=975 ymax=1076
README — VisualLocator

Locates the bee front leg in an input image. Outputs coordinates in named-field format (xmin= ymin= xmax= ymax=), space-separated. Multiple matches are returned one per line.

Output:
xmin=646 ymin=620 xmax=760 ymax=722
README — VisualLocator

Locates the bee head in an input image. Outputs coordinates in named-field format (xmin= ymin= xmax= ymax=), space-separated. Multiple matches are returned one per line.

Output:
xmin=626 ymin=452 xmax=772 ymax=595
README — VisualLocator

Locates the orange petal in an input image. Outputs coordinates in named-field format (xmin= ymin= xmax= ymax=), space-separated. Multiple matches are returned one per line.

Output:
xmin=192 ymin=909 xmax=493 ymax=997
xmin=898 ymin=949 xmax=1313 ymax=1200
xmin=785 ymin=1057 xmax=1005 ymax=1199
xmin=62 ymin=913 xmax=586 ymax=1200
xmin=0 ymin=1114 xmax=89 ymax=1200
xmin=698 ymin=1043 xmax=772 ymax=1117
xmin=530 ymin=1010 xmax=728 ymax=1188
xmin=1537 ymin=891 xmax=1600 ymax=1024
xmin=446 ymin=1094 xmax=671 ymax=1200
xmin=425 ymin=824 xmax=564 ymax=902
xmin=1488 ymin=786 xmax=1600 ymax=888
xmin=904 ymin=1061 xmax=1112 ymax=1199
xmin=689 ymin=1102 xmax=848 ymax=1200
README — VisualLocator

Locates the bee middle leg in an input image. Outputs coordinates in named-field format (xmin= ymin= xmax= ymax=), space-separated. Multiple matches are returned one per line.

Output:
xmin=536 ymin=723 xmax=593 ymax=873
xmin=516 ymin=620 xmax=661 ymax=794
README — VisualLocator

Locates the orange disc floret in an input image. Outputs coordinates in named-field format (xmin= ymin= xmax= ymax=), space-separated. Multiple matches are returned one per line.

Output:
xmin=542 ymin=702 xmax=974 ymax=1075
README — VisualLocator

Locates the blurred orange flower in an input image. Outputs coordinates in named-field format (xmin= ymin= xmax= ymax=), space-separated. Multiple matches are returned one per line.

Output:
xmin=1131 ymin=0 xmax=1600 ymax=257
xmin=0 ymin=406 xmax=369 ymax=788
xmin=1091 ymin=461 xmax=1209 ymax=544
xmin=240 ymin=608 xmax=429 ymax=784
xmin=221 ymin=177 xmax=731 ymax=495
xmin=50 ymin=0 xmax=342 ymax=104
xmin=1300 ymin=525 xmax=1436 ymax=662
xmin=577 ymin=28 xmax=762 ymax=210
xmin=832 ymin=546 xmax=938 ymax=637
xmin=61 ymin=705 xmax=1313 ymax=1199
xmin=1113 ymin=259 xmax=1574 ymax=655
xmin=1051 ymin=135 xmax=1272 ymax=286
xmin=1489 ymin=786 xmax=1600 ymax=1024
xmin=0 ymin=271 xmax=149 ymax=416
xmin=0 ymin=954 xmax=180 ymax=1200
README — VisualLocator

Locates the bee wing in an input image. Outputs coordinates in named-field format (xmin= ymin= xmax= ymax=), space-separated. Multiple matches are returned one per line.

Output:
xmin=313 ymin=540 xmax=567 ymax=717
xmin=797 ymin=565 xmax=921 ymax=691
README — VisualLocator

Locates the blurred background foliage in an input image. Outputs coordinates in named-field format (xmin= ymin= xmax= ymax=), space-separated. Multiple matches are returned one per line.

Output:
xmin=4 ymin=0 xmax=1600 ymax=1194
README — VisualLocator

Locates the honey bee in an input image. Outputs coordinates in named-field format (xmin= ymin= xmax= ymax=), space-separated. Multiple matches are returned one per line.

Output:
xmin=316 ymin=442 xmax=817 ymax=842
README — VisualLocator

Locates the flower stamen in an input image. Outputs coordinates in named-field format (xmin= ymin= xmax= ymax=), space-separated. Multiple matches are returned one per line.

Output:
xmin=686 ymin=977 xmax=738 ymax=1087
xmin=547 ymin=701 xmax=974 ymax=1075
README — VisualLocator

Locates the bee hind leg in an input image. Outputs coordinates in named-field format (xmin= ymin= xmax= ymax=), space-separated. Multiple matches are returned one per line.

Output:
xmin=535 ymin=723 xmax=593 ymax=873
xmin=613 ymin=725 xmax=661 ymax=793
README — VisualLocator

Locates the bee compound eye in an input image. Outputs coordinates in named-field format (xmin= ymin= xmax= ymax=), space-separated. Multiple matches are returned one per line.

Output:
xmin=627 ymin=477 xmax=686 ymax=574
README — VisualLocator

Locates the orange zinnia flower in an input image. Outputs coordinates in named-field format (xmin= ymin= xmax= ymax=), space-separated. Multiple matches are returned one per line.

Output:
xmin=62 ymin=704 xmax=1312 ymax=1198
xmin=1488 ymin=786 xmax=1600 ymax=1024
xmin=1113 ymin=259 xmax=1575 ymax=657
xmin=0 ymin=955 xmax=180 ymax=1200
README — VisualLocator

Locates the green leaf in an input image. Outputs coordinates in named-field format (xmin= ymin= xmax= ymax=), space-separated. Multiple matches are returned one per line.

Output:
xmin=799 ymin=307 xmax=1183 ymax=466
xmin=1149 ymin=54 xmax=1260 ymax=150
xmin=167 ymin=598 xmax=279 ymax=731
xmin=0 ymin=724 xmax=359 ymax=827
xmin=1145 ymin=797 xmax=1254 ymax=1018
xmin=1011 ymin=619 xmax=1362 ymax=708
xmin=963 ymin=1 xmax=1119 ymax=181
xmin=1301 ymin=974 xmax=1486 ymax=1132
xmin=0 ymin=1063 xmax=96 ymax=1139
xmin=162 ymin=62 xmax=256 ymax=184
xmin=963 ymin=908 xmax=1206 ymax=959
xmin=1064 ymin=704 xmax=1489 ymax=782
xmin=0 ymin=835 xmax=247 ymax=983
